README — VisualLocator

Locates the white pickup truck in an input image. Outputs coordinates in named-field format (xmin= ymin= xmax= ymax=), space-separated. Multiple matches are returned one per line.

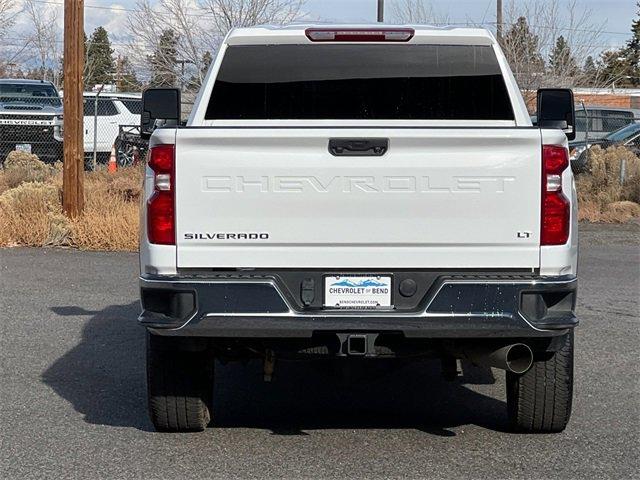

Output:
xmin=138 ymin=25 xmax=579 ymax=433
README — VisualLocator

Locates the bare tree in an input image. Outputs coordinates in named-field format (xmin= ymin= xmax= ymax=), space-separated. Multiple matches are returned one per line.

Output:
xmin=198 ymin=0 xmax=304 ymax=33
xmin=501 ymin=0 xmax=606 ymax=102
xmin=127 ymin=0 xmax=213 ymax=92
xmin=0 ymin=0 xmax=20 ymax=74
xmin=0 ymin=0 xmax=16 ymax=33
xmin=23 ymin=0 xmax=62 ymax=85
xmin=127 ymin=0 xmax=305 ymax=93
xmin=391 ymin=0 xmax=447 ymax=24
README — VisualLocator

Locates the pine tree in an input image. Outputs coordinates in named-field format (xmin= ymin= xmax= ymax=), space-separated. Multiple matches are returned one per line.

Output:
xmin=201 ymin=51 xmax=213 ymax=77
xmin=116 ymin=56 xmax=142 ymax=92
xmin=149 ymin=29 xmax=178 ymax=87
xmin=624 ymin=1 xmax=639 ymax=86
xmin=187 ymin=51 xmax=213 ymax=91
xmin=549 ymin=35 xmax=578 ymax=78
xmin=582 ymin=56 xmax=598 ymax=86
xmin=85 ymin=26 xmax=115 ymax=88
xmin=598 ymin=3 xmax=639 ymax=88
xmin=583 ymin=56 xmax=597 ymax=75
xmin=501 ymin=16 xmax=545 ymax=90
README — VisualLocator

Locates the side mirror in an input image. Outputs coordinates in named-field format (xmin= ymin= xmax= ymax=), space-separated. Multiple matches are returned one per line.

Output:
xmin=140 ymin=88 xmax=181 ymax=139
xmin=537 ymin=88 xmax=576 ymax=141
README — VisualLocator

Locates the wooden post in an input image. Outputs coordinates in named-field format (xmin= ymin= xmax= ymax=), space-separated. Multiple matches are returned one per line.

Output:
xmin=62 ymin=0 xmax=85 ymax=217
xmin=496 ymin=0 xmax=503 ymax=43
xmin=377 ymin=0 xmax=384 ymax=22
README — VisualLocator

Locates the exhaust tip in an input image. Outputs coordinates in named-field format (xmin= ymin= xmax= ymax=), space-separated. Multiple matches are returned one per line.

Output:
xmin=505 ymin=343 xmax=533 ymax=374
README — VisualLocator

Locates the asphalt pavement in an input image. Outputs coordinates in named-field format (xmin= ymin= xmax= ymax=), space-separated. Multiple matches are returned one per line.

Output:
xmin=0 ymin=224 xmax=638 ymax=480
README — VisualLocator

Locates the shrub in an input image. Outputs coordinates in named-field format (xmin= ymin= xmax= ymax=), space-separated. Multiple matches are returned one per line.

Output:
xmin=576 ymin=146 xmax=640 ymax=223
xmin=2 ymin=151 xmax=55 ymax=189
xmin=70 ymin=171 xmax=139 ymax=251
xmin=0 ymin=165 xmax=140 ymax=250
xmin=0 ymin=182 xmax=70 ymax=246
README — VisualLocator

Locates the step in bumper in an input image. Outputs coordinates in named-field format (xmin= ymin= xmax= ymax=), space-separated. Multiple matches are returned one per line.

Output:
xmin=139 ymin=274 xmax=578 ymax=338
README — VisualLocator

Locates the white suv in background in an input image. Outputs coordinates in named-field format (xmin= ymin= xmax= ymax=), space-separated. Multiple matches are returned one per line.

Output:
xmin=80 ymin=92 xmax=142 ymax=163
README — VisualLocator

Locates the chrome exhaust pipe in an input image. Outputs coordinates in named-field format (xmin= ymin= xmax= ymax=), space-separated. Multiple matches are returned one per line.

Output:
xmin=461 ymin=343 xmax=534 ymax=374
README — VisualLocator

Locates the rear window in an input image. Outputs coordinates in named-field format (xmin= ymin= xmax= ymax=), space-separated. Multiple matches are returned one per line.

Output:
xmin=83 ymin=98 xmax=118 ymax=116
xmin=206 ymin=44 xmax=514 ymax=121
xmin=121 ymin=99 xmax=142 ymax=115
xmin=0 ymin=83 xmax=61 ymax=107
xmin=576 ymin=109 xmax=634 ymax=133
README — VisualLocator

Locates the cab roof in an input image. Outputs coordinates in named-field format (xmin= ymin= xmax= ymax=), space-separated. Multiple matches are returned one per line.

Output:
xmin=225 ymin=24 xmax=496 ymax=46
xmin=0 ymin=78 xmax=56 ymax=85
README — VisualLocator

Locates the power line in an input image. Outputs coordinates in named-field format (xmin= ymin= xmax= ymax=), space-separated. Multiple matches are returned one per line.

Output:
xmin=16 ymin=0 xmax=636 ymax=36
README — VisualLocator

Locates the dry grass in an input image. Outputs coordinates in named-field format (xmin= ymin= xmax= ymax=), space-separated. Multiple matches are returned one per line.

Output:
xmin=70 ymin=168 xmax=142 ymax=251
xmin=576 ymin=146 xmax=640 ymax=223
xmin=0 ymin=182 xmax=67 ymax=247
xmin=1 ymin=151 xmax=57 ymax=191
xmin=0 ymin=146 xmax=638 ymax=251
xmin=0 ymin=154 xmax=141 ymax=251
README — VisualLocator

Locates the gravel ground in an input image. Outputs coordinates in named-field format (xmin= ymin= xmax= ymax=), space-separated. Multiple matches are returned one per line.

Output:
xmin=0 ymin=224 xmax=638 ymax=480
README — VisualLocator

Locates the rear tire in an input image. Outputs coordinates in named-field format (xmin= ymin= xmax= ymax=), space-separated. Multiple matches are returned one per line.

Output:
xmin=146 ymin=333 xmax=213 ymax=432
xmin=506 ymin=332 xmax=574 ymax=433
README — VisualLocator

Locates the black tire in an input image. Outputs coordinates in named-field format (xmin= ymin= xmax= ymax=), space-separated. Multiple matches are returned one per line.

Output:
xmin=146 ymin=333 xmax=213 ymax=432
xmin=571 ymin=150 xmax=589 ymax=174
xmin=506 ymin=332 xmax=574 ymax=433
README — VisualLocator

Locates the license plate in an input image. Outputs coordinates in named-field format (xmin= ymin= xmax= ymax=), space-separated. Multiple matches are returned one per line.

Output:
xmin=324 ymin=275 xmax=392 ymax=309
xmin=15 ymin=144 xmax=32 ymax=153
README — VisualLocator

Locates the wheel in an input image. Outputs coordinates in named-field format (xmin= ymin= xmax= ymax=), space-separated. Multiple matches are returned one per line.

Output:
xmin=146 ymin=333 xmax=213 ymax=432
xmin=506 ymin=332 xmax=574 ymax=433
xmin=115 ymin=137 xmax=143 ymax=167
xmin=571 ymin=150 xmax=589 ymax=174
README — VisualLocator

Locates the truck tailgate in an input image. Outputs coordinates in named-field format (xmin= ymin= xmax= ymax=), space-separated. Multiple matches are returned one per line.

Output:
xmin=174 ymin=128 xmax=541 ymax=269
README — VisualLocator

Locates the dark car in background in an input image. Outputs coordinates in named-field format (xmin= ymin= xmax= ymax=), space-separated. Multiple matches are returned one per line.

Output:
xmin=570 ymin=121 xmax=640 ymax=172
xmin=0 ymin=79 xmax=63 ymax=164
xmin=573 ymin=106 xmax=640 ymax=143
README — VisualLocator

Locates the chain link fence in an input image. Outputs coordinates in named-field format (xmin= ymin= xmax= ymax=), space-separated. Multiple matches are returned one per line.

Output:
xmin=571 ymin=105 xmax=640 ymax=182
xmin=0 ymin=83 xmax=199 ymax=171
xmin=0 ymin=81 xmax=64 ymax=164
xmin=0 ymin=81 xmax=146 ymax=170
xmin=2 ymin=79 xmax=638 ymax=183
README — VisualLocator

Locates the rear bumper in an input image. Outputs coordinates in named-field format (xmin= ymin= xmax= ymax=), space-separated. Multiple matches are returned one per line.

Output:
xmin=139 ymin=273 xmax=578 ymax=339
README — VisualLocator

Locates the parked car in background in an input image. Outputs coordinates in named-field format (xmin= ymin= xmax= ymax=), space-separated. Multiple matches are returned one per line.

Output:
xmin=81 ymin=92 xmax=141 ymax=164
xmin=114 ymin=124 xmax=148 ymax=168
xmin=570 ymin=121 xmax=640 ymax=172
xmin=59 ymin=91 xmax=142 ymax=165
xmin=0 ymin=79 xmax=63 ymax=164
xmin=533 ymin=106 xmax=639 ymax=172
xmin=573 ymin=106 xmax=639 ymax=143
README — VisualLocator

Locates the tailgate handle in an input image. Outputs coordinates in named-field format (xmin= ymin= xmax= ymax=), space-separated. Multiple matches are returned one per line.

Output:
xmin=329 ymin=138 xmax=388 ymax=156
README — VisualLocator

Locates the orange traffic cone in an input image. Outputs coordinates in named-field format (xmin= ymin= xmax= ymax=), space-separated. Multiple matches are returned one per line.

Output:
xmin=108 ymin=145 xmax=117 ymax=173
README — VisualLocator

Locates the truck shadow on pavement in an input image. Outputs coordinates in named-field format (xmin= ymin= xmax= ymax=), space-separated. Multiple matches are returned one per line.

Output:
xmin=43 ymin=302 xmax=509 ymax=435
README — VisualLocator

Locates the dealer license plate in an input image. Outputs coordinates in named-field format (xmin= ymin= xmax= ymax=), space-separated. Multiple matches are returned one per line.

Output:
xmin=324 ymin=275 xmax=392 ymax=309
xmin=15 ymin=144 xmax=32 ymax=153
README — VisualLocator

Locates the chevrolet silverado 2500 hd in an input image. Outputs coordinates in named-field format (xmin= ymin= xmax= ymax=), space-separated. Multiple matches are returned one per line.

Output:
xmin=0 ymin=79 xmax=63 ymax=164
xmin=138 ymin=25 xmax=579 ymax=433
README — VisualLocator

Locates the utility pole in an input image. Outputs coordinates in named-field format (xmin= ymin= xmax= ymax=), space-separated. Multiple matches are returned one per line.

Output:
xmin=176 ymin=59 xmax=194 ymax=92
xmin=496 ymin=0 xmax=503 ymax=43
xmin=377 ymin=0 xmax=384 ymax=22
xmin=62 ymin=0 xmax=85 ymax=217
xmin=115 ymin=55 xmax=122 ymax=92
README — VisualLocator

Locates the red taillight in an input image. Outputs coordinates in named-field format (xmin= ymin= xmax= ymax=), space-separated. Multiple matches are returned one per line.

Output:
xmin=305 ymin=28 xmax=414 ymax=42
xmin=147 ymin=144 xmax=175 ymax=245
xmin=541 ymin=145 xmax=570 ymax=245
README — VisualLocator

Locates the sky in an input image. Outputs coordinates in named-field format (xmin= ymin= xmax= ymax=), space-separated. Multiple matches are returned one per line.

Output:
xmin=6 ymin=0 xmax=638 ymax=63
xmin=82 ymin=0 xmax=636 ymax=46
